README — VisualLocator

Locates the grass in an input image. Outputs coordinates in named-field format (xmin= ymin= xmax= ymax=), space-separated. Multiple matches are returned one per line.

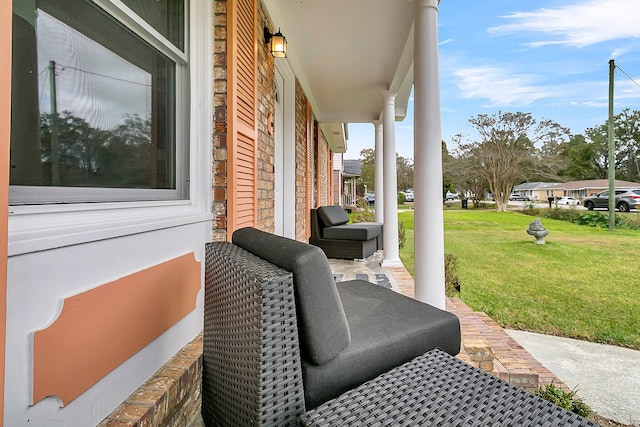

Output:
xmin=398 ymin=210 xmax=640 ymax=350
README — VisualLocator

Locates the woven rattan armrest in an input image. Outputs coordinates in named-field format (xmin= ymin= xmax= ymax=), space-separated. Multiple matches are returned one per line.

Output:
xmin=203 ymin=242 xmax=305 ymax=426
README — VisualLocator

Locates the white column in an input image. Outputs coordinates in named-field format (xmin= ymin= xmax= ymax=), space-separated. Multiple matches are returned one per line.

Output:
xmin=381 ymin=92 xmax=402 ymax=267
xmin=413 ymin=0 xmax=445 ymax=309
xmin=373 ymin=120 xmax=384 ymax=223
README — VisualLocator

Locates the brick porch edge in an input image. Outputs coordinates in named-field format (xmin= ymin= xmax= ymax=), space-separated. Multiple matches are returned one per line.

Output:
xmin=99 ymin=334 xmax=203 ymax=427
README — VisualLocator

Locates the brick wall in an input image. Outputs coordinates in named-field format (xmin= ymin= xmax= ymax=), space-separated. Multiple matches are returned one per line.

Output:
xmin=212 ymin=0 xmax=228 ymax=242
xmin=316 ymin=130 xmax=330 ymax=206
xmin=294 ymin=81 xmax=308 ymax=242
xmin=99 ymin=335 xmax=203 ymax=427
xmin=333 ymin=170 xmax=341 ymax=205
xmin=256 ymin=1 xmax=275 ymax=233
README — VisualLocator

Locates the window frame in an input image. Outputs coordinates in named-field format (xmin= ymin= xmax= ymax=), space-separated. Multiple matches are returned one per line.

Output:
xmin=9 ymin=0 xmax=190 ymax=205
xmin=8 ymin=0 xmax=214 ymax=256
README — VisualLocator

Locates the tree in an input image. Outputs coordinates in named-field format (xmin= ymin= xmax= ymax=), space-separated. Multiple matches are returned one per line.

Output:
xmin=396 ymin=155 xmax=414 ymax=192
xmin=359 ymin=148 xmax=375 ymax=191
xmin=446 ymin=135 xmax=489 ymax=207
xmin=583 ymin=108 xmax=640 ymax=182
xmin=358 ymin=148 xmax=414 ymax=193
xmin=40 ymin=112 xmax=153 ymax=187
xmin=558 ymin=134 xmax=602 ymax=180
xmin=613 ymin=108 xmax=640 ymax=181
xmin=442 ymin=141 xmax=457 ymax=199
xmin=455 ymin=112 xmax=569 ymax=212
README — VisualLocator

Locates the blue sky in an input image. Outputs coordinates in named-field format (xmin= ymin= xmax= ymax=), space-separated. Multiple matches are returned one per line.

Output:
xmin=345 ymin=0 xmax=640 ymax=160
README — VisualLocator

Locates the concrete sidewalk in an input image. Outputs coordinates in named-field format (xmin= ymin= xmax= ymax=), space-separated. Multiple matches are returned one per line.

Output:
xmin=507 ymin=330 xmax=640 ymax=426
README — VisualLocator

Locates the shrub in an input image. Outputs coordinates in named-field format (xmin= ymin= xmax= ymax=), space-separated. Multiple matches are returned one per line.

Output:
xmin=444 ymin=253 xmax=460 ymax=296
xmin=351 ymin=204 xmax=406 ymax=250
xmin=398 ymin=191 xmax=406 ymax=205
xmin=398 ymin=221 xmax=406 ymax=249
xmin=573 ymin=211 xmax=613 ymax=228
xmin=521 ymin=207 xmax=542 ymax=217
xmin=534 ymin=382 xmax=592 ymax=418
xmin=351 ymin=210 xmax=375 ymax=223
xmin=522 ymin=208 xmax=640 ymax=230
xmin=351 ymin=200 xmax=375 ymax=223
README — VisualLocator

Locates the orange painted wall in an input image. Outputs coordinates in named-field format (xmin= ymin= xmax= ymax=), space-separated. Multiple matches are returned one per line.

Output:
xmin=0 ymin=1 xmax=11 ymax=424
xmin=33 ymin=253 xmax=201 ymax=406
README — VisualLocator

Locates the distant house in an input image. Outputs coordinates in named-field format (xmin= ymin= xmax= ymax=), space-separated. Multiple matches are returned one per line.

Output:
xmin=343 ymin=159 xmax=362 ymax=206
xmin=332 ymin=155 xmax=363 ymax=207
xmin=514 ymin=179 xmax=640 ymax=201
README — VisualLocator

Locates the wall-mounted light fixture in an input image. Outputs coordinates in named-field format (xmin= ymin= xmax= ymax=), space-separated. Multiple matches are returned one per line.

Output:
xmin=264 ymin=27 xmax=287 ymax=58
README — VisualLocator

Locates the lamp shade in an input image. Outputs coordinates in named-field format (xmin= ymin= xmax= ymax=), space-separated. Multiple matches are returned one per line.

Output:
xmin=270 ymin=31 xmax=287 ymax=58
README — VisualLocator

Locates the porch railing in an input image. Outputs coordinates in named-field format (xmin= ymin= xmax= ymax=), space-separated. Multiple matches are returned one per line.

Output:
xmin=343 ymin=194 xmax=358 ymax=206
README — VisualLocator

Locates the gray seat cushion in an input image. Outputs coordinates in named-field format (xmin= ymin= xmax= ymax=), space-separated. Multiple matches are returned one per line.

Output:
xmin=232 ymin=227 xmax=351 ymax=365
xmin=316 ymin=206 xmax=350 ymax=226
xmin=302 ymin=280 xmax=461 ymax=409
xmin=322 ymin=223 xmax=382 ymax=241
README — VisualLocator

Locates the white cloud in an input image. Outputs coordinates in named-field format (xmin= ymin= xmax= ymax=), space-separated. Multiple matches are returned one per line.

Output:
xmin=581 ymin=100 xmax=608 ymax=108
xmin=453 ymin=66 xmax=554 ymax=106
xmin=451 ymin=65 xmax=636 ymax=110
xmin=488 ymin=0 xmax=640 ymax=48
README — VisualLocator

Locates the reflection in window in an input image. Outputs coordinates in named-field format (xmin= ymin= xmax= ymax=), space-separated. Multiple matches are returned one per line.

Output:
xmin=10 ymin=0 xmax=183 ymax=202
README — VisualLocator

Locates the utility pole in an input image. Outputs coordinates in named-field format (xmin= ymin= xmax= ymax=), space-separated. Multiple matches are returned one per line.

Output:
xmin=607 ymin=59 xmax=615 ymax=231
xmin=49 ymin=60 xmax=60 ymax=186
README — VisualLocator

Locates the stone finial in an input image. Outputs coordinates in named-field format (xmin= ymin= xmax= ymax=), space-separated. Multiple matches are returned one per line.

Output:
xmin=526 ymin=218 xmax=548 ymax=244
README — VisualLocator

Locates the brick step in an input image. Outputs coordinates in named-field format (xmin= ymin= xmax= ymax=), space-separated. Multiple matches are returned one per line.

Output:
xmin=447 ymin=297 xmax=561 ymax=392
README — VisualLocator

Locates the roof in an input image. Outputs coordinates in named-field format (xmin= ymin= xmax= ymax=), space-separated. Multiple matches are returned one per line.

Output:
xmin=343 ymin=159 xmax=362 ymax=177
xmin=557 ymin=179 xmax=640 ymax=190
xmin=514 ymin=182 xmax=555 ymax=190
xmin=515 ymin=179 xmax=640 ymax=191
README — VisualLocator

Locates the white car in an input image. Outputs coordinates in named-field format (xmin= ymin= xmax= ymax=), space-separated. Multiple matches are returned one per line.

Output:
xmin=556 ymin=196 xmax=580 ymax=206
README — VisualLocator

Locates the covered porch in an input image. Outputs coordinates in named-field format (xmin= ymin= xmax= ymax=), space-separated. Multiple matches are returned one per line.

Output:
xmin=2 ymin=0 xmax=607 ymax=425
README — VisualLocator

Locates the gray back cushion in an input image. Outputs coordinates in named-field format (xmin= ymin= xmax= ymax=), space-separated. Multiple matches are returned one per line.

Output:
xmin=232 ymin=227 xmax=351 ymax=364
xmin=316 ymin=206 xmax=349 ymax=226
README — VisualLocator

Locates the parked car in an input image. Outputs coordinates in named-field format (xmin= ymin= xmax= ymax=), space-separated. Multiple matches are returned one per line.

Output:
xmin=404 ymin=191 xmax=414 ymax=202
xmin=363 ymin=193 xmax=375 ymax=206
xmin=509 ymin=193 xmax=530 ymax=201
xmin=583 ymin=189 xmax=640 ymax=212
xmin=556 ymin=196 xmax=580 ymax=206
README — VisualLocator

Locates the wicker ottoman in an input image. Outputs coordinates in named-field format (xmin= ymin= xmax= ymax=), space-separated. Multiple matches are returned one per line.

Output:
xmin=299 ymin=348 xmax=598 ymax=426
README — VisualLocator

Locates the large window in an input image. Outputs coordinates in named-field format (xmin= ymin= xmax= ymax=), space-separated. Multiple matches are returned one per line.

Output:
xmin=10 ymin=0 xmax=187 ymax=204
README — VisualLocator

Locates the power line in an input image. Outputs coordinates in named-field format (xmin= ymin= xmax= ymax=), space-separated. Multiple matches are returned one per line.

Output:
xmin=39 ymin=62 xmax=151 ymax=87
xmin=615 ymin=64 xmax=640 ymax=90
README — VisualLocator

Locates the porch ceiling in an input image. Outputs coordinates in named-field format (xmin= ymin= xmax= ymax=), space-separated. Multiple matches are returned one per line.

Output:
xmin=262 ymin=0 xmax=417 ymax=153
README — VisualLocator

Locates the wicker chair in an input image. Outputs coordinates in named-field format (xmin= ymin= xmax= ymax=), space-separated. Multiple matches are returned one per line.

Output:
xmin=203 ymin=227 xmax=461 ymax=425
xmin=309 ymin=207 xmax=382 ymax=259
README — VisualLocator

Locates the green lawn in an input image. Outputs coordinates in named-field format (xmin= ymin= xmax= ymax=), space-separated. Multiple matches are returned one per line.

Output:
xmin=398 ymin=210 xmax=640 ymax=350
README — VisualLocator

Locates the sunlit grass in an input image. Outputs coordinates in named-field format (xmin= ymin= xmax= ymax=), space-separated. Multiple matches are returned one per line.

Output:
xmin=399 ymin=210 xmax=640 ymax=350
